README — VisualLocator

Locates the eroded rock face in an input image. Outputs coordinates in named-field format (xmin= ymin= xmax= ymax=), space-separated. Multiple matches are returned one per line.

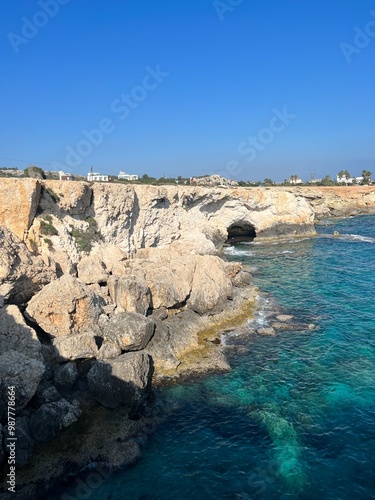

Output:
xmin=0 ymin=350 xmax=45 ymax=414
xmin=87 ymin=353 xmax=151 ymax=408
xmin=52 ymin=332 xmax=99 ymax=361
xmin=108 ymin=275 xmax=150 ymax=315
xmin=77 ymin=254 xmax=109 ymax=285
xmin=0 ymin=178 xmax=41 ymax=240
xmin=188 ymin=255 xmax=232 ymax=314
xmin=0 ymin=305 xmax=42 ymax=361
xmin=0 ymin=227 xmax=56 ymax=305
xmin=101 ymin=312 xmax=155 ymax=352
xmin=29 ymin=399 xmax=81 ymax=443
xmin=25 ymin=275 xmax=103 ymax=337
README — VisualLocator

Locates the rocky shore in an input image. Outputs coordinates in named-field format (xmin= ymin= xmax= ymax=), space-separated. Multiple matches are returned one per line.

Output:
xmin=0 ymin=180 xmax=374 ymax=498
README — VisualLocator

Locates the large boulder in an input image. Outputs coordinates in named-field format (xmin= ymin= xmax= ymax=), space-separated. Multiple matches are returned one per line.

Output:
xmin=29 ymin=399 xmax=81 ymax=443
xmin=0 ymin=350 xmax=45 ymax=414
xmin=0 ymin=305 xmax=42 ymax=361
xmin=108 ymin=275 xmax=151 ymax=315
xmin=87 ymin=353 xmax=151 ymax=408
xmin=0 ymin=227 xmax=56 ymax=305
xmin=52 ymin=332 xmax=99 ymax=361
xmin=77 ymin=254 xmax=109 ymax=285
xmin=188 ymin=255 xmax=232 ymax=314
xmin=25 ymin=275 xmax=103 ymax=337
xmin=54 ymin=362 xmax=78 ymax=393
xmin=143 ymin=320 xmax=180 ymax=373
xmin=101 ymin=312 xmax=155 ymax=352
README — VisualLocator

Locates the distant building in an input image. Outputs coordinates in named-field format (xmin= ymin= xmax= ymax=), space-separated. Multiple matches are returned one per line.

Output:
xmin=87 ymin=171 xmax=109 ymax=182
xmin=59 ymin=170 xmax=72 ymax=181
xmin=336 ymin=175 xmax=363 ymax=184
xmin=288 ymin=176 xmax=302 ymax=185
xmin=118 ymin=171 xmax=139 ymax=181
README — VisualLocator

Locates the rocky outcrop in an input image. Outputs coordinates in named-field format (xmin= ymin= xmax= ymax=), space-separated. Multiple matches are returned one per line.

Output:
xmin=101 ymin=312 xmax=155 ymax=352
xmin=87 ymin=353 xmax=151 ymax=408
xmin=29 ymin=399 xmax=81 ymax=442
xmin=25 ymin=275 xmax=103 ymax=338
xmin=0 ymin=178 xmax=41 ymax=240
xmin=0 ymin=227 xmax=56 ymax=305
xmin=108 ymin=275 xmax=151 ymax=315
xmin=0 ymin=305 xmax=42 ymax=361
xmin=0 ymin=351 xmax=45 ymax=414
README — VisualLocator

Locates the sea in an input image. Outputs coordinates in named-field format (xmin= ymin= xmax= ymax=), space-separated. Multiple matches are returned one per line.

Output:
xmin=57 ymin=215 xmax=375 ymax=500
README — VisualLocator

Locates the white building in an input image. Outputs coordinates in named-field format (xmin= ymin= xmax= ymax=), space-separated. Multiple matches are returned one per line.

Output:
xmin=289 ymin=176 xmax=302 ymax=185
xmin=336 ymin=175 xmax=363 ymax=184
xmin=118 ymin=171 xmax=139 ymax=181
xmin=87 ymin=171 xmax=109 ymax=182
xmin=58 ymin=170 xmax=72 ymax=181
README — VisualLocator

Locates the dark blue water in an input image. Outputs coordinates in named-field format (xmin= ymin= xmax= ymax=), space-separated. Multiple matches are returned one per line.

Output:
xmin=59 ymin=216 xmax=375 ymax=500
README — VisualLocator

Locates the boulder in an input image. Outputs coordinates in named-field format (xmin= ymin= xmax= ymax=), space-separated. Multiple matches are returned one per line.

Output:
xmin=54 ymin=362 xmax=78 ymax=393
xmin=143 ymin=320 xmax=180 ymax=373
xmin=97 ymin=341 xmax=122 ymax=360
xmin=0 ymin=350 xmax=45 ymax=414
xmin=31 ymin=380 xmax=62 ymax=407
xmin=0 ymin=305 xmax=42 ymax=361
xmin=91 ymin=244 xmax=128 ymax=273
xmin=77 ymin=254 xmax=109 ymax=285
xmin=52 ymin=332 xmax=99 ymax=361
xmin=87 ymin=352 xmax=151 ymax=408
xmin=25 ymin=275 xmax=103 ymax=337
xmin=4 ymin=416 xmax=35 ymax=467
xmin=108 ymin=275 xmax=151 ymax=315
xmin=188 ymin=255 xmax=232 ymax=314
xmin=0 ymin=226 xmax=56 ymax=305
xmin=30 ymin=399 xmax=81 ymax=443
xmin=102 ymin=312 xmax=155 ymax=352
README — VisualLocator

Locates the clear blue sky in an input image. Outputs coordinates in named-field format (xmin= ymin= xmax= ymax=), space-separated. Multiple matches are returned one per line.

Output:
xmin=1 ymin=0 xmax=374 ymax=181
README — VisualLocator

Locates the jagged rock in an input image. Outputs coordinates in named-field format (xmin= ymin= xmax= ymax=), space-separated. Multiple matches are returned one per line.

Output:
xmin=0 ymin=305 xmax=42 ymax=361
xmin=275 ymin=314 xmax=294 ymax=322
xmin=97 ymin=341 xmax=122 ymax=360
xmin=31 ymin=380 xmax=62 ymax=407
xmin=0 ymin=227 xmax=56 ymax=305
xmin=87 ymin=352 xmax=151 ymax=408
xmin=108 ymin=275 xmax=151 ymax=315
xmin=52 ymin=332 xmax=99 ymax=361
xmin=4 ymin=417 xmax=35 ymax=467
xmin=77 ymin=254 xmax=109 ymax=285
xmin=25 ymin=275 xmax=103 ymax=337
xmin=102 ymin=312 xmax=155 ymax=352
xmin=188 ymin=255 xmax=232 ymax=314
xmin=257 ymin=327 xmax=276 ymax=336
xmin=0 ymin=178 xmax=41 ymax=240
xmin=225 ymin=262 xmax=242 ymax=279
xmin=30 ymin=399 xmax=81 ymax=443
xmin=54 ymin=362 xmax=78 ymax=393
xmin=0 ymin=351 xmax=45 ymax=414
xmin=143 ymin=320 xmax=180 ymax=373
xmin=233 ymin=269 xmax=253 ymax=287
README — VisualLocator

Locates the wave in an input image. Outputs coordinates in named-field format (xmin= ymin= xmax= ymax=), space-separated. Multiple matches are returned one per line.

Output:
xmin=319 ymin=233 xmax=375 ymax=244
xmin=223 ymin=247 xmax=255 ymax=256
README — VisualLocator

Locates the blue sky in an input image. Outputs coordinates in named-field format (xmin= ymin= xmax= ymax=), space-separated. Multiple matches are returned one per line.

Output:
xmin=1 ymin=0 xmax=374 ymax=181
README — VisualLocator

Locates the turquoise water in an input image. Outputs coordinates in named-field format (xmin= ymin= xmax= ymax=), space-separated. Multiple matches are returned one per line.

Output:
xmin=60 ymin=216 xmax=375 ymax=500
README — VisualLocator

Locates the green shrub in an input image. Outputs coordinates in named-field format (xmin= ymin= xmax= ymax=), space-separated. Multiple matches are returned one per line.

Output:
xmin=40 ymin=219 xmax=58 ymax=236
xmin=44 ymin=238 xmax=53 ymax=249
xmin=70 ymin=217 xmax=102 ymax=254
xmin=45 ymin=187 xmax=60 ymax=203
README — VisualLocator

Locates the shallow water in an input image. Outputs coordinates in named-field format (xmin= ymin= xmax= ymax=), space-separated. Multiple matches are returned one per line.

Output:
xmin=58 ymin=216 xmax=375 ymax=500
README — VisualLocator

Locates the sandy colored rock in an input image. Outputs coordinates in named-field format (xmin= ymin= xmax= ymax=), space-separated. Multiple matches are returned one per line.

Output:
xmin=108 ymin=275 xmax=150 ymax=315
xmin=0 ymin=227 xmax=56 ymax=305
xmin=25 ymin=275 xmax=103 ymax=337
xmin=0 ymin=178 xmax=41 ymax=240
xmin=102 ymin=312 xmax=155 ymax=352
xmin=77 ymin=254 xmax=109 ymax=285
xmin=0 ymin=305 xmax=42 ymax=360
xmin=188 ymin=255 xmax=232 ymax=314
xmin=52 ymin=332 xmax=99 ymax=361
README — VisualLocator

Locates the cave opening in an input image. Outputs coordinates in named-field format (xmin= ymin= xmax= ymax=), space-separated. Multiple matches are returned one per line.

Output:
xmin=226 ymin=222 xmax=257 ymax=244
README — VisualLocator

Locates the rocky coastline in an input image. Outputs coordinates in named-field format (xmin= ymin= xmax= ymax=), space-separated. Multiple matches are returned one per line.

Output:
xmin=1 ymin=180 xmax=374 ymax=498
